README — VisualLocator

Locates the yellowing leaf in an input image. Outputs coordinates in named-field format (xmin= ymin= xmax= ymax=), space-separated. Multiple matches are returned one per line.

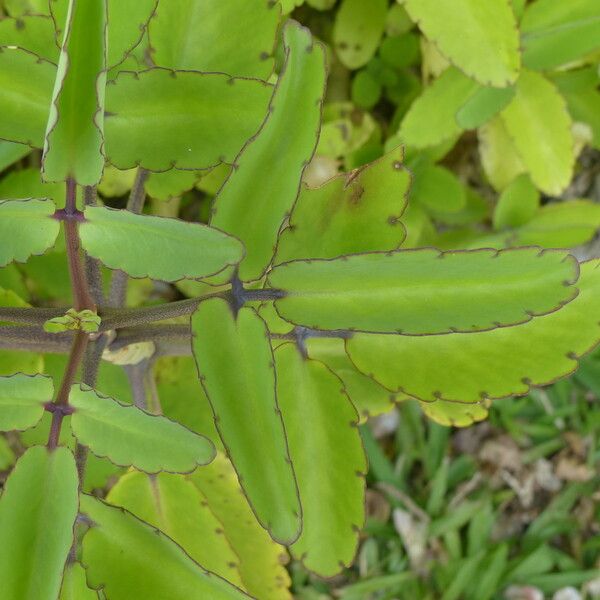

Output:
xmin=500 ymin=70 xmax=574 ymax=195
xmin=404 ymin=0 xmax=521 ymax=86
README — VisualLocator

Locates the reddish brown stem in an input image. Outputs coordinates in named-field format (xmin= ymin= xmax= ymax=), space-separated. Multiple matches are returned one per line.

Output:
xmin=47 ymin=179 xmax=95 ymax=449
xmin=47 ymin=331 xmax=89 ymax=448
xmin=64 ymin=219 xmax=95 ymax=312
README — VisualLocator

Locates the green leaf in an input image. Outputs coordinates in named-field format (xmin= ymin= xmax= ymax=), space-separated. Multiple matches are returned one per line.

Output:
xmin=351 ymin=69 xmax=382 ymax=109
xmin=44 ymin=308 xmax=101 ymax=333
xmin=59 ymin=562 xmax=98 ymax=600
xmin=306 ymin=338 xmax=396 ymax=422
xmin=275 ymin=343 xmax=366 ymax=576
xmin=456 ymin=85 xmax=516 ymax=130
xmin=51 ymin=0 xmax=157 ymax=69
xmin=0 ymin=446 xmax=78 ymax=600
xmin=0 ymin=15 xmax=58 ymax=61
xmin=400 ymin=67 xmax=478 ymax=148
xmin=189 ymin=453 xmax=293 ymax=600
xmin=493 ymin=174 xmax=540 ymax=230
xmin=148 ymin=0 xmax=280 ymax=79
xmin=153 ymin=357 xmax=221 ymax=449
xmin=145 ymin=170 xmax=199 ymax=201
xmin=0 ymin=373 xmax=52 ymax=431
xmin=42 ymin=0 xmax=107 ymax=185
xmin=4 ymin=0 xmax=50 ymax=15
xmin=346 ymin=259 xmax=600 ymax=403
xmin=79 ymin=206 xmax=244 ymax=282
xmin=104 ymin=69 xmax=272 ymax=172
xmin=211 ymin=22 xmax=326 ymax=282
xmin=514 ymin=199 xmax=600 ymax=248
xmin=0 ymin=141 xmax=30 ymax=172
xmin=333 ymin=0 xmax=388 ymax=69
xmin=420 ymin=399 xmax=490 ymax=427
xmin=80 ymin=494 xmax=252 ymax=599
xmin=269 ymin=248 xmax=579 ymax=334
xmin=191 ymin=298 xmax=301 ymax=544
xmin=69 ymin=385 xmax=215 ymax=473
xmin=411 ymin=164 xmax=466 ymax=215
xmin=0 ymin=199 xmax=60 ymax=267
xmin=478 ymin=115 xmax=526 ymax=191
xmin=562 ymin=87 xmax=600 ymax=150
xmin=275 ymin=147 xmax=410 ymax=263
xmin=0 ymin=168 xmax=67 ymax=207
xmin=317 ymin=102 xmax=378 ymax=159
xmin=500 ymin=70 xmax=574 ymax=195
xmin=521 ymin=0 xmax=600 ymax=70
xmin=403 ymin=0 xmax=521 ymax=86
xmin=280 ymin=0 xmax=304 ymax=14
xmin=107 ymin=471 xmax=244 ymax=588
xmin=0 ymin=47 xmax=55 ymax=147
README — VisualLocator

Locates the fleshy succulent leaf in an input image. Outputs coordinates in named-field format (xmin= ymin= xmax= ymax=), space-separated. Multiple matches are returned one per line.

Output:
xmin=80 ymin=494 xmax=252 ymax=599
xmin=104 ymin=69 xmax=272 ymax=172
xmin=69 ymin=385 xmax=216 ymax=473
xmin=346 ymin=259 xmax=600 ymax=403
xmin=275 ymin=343 xmax=366 ymax=576
xmin=275 ymin=147 xmax=410 ymax=262
xmin=79 ymin=206 xmax=245 ymax=282
xmin=268 ymin=248 xmax=579 ymax=334
xmin=191 ymin=298 xmax=302 ymax=544
xmin=42 ymin=0 xmax=107 ymax=185
xmin=0 ymin=48 xmax=55 ymax=147
xmin=107 ymin=471 xmax=244 ymax=588
xmin=403 ymin=0 xmax=521 ymax=86
xmin=188 ymin=453 xmax=293 ymax=600
xmin=332 ymin=0 xmax=388 ymax=69
xmin=500 ymin=70 xmax=574 ymax=196
xmin=0 ymin=446 xmax=79 ymax=600
xmin=0 ymin=199 xmax=60 ymax=267
xmin=51 ymin=0 xmax=157 ymax=69
xmin=0 ymin=373 xmax=53 ymax=432
xmin=211 ymin=21 xmax=326 ymax=282
xmin=149 ymin=0 xmax=280 ymax=79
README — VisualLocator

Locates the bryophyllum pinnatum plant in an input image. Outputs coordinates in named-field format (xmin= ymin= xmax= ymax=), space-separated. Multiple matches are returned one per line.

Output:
xmin=0 ymin=0 xmax=598 ymax=598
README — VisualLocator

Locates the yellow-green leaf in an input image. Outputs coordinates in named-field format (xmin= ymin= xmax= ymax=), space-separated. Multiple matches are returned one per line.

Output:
xmin=211 ymin=22 xmax=326 ymax=282
xmin=404 ymin=0 xmax=521 ymax=86
xmin=276 ymin=343 xmax=366 ymax=576
xmin=107 ymin=471 xmax=244 ymax=587
xmin=0 ymin=446 xmax=78 ymax=600
xmin=275 ymin=147 xmax=410 ymax=262
xmin=269 ymin=248 xmax=579 ymax=334
xmin=346 ymin=259 xmax=600 ymax=403
xmin=500 ymin=70 xmax=574 ymax=195
xmin=333 ymin=0 xmax=387 ymax=69
xmin=69 ymin=385 xmax=216 ymax=473
xmin=42 ymin=0 xmax=107 ymax=185
xmin=80 ymin=494 xmax=251 ymax=599
xmin=0 ymin=373 xmax=53 ymax=431
xmin=191 ymin=298 xmax=301 ymax=544
xmin=149 ymin=0 xmax=280 ymax=79
xmin=79 ymin=206 xmax=244 ymax=282
xmin=189 ymin=453 xmax=293 ymax=600
xmin=0 ymin=199 xmax=60 ymax=267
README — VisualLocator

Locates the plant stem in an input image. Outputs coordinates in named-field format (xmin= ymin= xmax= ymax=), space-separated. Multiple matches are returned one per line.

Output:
xmin=0 ymin=307 xmax=65 ymax=326
xmin=108 ymin=168 xmax=149 ymax=308
xmin=109 ymin=324 xmax=189 ymax=350
xmin=83 ymin=185 xmax=105 ymax=305
xmin=0 ymin=326 xmax=73 ymax=350
xmin=47 ymin=331 xmax=88 ymax=449
xmin=64 ymin=179 xmax=95 ymax=312
xmin=99 ymin=297 xmax=213 ymax=330
xmin=47 ymin=180 xmax=96 ymax=449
